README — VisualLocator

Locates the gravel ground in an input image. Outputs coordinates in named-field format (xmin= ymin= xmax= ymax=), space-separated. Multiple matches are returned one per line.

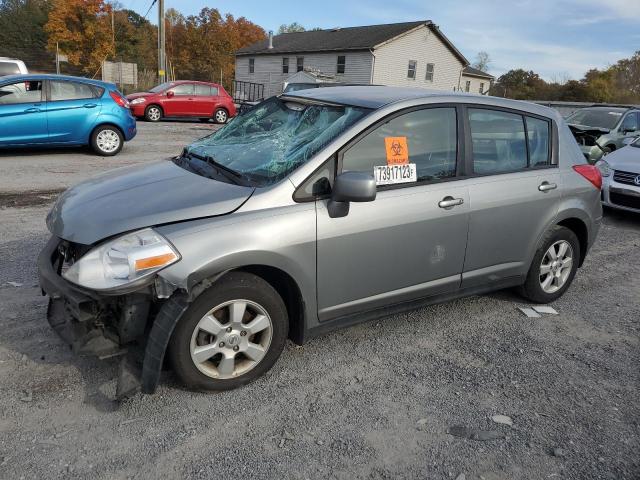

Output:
xmin=0 ymin=122 xmax=638 ymax=479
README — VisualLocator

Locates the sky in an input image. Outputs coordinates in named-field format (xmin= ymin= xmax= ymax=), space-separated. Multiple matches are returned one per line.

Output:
xmin=129 ymin=0 xmax=640 ymax=81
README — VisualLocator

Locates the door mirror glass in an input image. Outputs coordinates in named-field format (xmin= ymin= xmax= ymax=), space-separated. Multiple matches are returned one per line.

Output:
xmin=166 ymin=90 xmax=174 ymax=98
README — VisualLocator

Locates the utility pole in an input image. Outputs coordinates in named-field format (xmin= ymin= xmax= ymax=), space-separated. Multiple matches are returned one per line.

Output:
xmin=111 ymin=5 xmax=115 ymax=57
xmin=158 ymin=0 xmax=166 ymax=83
xmin=55 ymin=42 xmax=60 ymax=74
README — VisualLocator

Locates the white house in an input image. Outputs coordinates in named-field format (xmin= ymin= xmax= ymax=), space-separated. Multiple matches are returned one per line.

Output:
xmin=234 ymin=20 xmax=494 ymax=98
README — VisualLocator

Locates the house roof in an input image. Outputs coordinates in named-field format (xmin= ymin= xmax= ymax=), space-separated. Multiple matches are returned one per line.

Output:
xmin=462 ymin=66 xmax=494 ymax=79
xmin=236 ymin=21 xmax=469 ymax=65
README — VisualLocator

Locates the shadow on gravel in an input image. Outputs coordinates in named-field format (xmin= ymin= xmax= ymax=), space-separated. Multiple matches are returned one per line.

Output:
xmin=602 ymin=206 xmax=640 ymax=231
xmin=0 ymin=146 xmax=94 ymax=158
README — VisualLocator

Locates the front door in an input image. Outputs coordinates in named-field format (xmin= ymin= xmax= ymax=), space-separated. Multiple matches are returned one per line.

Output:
xmin=462 ymin=107 xmax=560 ymax=288
xmin=164 ymin=83 xmax=195 ymax=116
xmin=46 ymin=80 xmax=102 ymax=143
xmin=316 ymin=106 xmax=469 ymax=321
xmin=0 ymin=79 xmax=47 ymax=145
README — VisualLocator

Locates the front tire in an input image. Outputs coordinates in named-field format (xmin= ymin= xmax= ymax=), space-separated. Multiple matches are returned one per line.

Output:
xmin=519 ymin=226 xmax=580 ymax=303
xmin=90 ymin=125 xmax=123 ymax=156
xmin=213 ymin=108 xmax=228 ymax=124
xmin=168 ymin=272 xmax=288 ymax=391
xmin=145 ymin=105 xmax=163 ymax=122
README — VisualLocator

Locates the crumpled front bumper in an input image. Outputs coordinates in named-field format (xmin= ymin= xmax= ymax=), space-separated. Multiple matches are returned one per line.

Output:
xmin=38 ymin=236 xmax=145 ymax=398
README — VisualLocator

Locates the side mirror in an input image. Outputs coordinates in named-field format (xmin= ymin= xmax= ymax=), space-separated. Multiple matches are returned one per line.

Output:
xmin=166 ymin=90 xmax=174 ymax=98
xmin=328 ymin=171 xmax=376 ymax=218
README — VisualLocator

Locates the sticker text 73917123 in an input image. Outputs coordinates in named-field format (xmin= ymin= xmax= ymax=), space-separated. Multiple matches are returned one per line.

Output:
xmin=374 ymin=164 xmax=417 ymax=185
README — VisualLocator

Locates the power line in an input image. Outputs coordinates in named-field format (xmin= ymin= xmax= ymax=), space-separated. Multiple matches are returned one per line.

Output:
xmin=142 ymin=0 xmax=157 ymax=21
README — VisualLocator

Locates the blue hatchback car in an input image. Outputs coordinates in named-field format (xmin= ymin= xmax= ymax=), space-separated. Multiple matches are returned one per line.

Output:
xmin=0 ymin=74 xmax=136 ymax=156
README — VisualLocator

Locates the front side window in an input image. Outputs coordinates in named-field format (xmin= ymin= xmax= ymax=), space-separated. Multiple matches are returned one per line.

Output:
xmin=407 ymin=60 xmax=417 ymax=79
xmin=296 ymin=57 xmax=304 ymax=72
xmin=468 ymin=108 xmax=527 ymax=174
xmin=465 ymin=80 xmax=471 ymax=92
xmin=621 ymin=112 xmax=639 ymax=132
xmin=183 ymin=97 xmax=370 ymax=186
xmin=282 ymin=57 xmax=289 ymax=74
xmin=249 ymin=58 xmax=255 ymax=74
xmin=337 ymin=55 xmax=346 ymax=74
xmin=50 ymin=81 xmax=99 ymax=101
xmin=341 ymin=107 xmax=457 ymax=184
xmin=0 ymin=80 xmax=43 ymax=104
xmin=425 ymin=63 xmax=434 ymax=82
xmin=170 ymin=83 xmax=194 ymax=96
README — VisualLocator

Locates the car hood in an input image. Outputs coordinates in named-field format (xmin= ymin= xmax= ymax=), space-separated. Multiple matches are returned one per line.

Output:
xmin=125 ymin=92 xmax=153 ymax=100
xmin=606 ymin=145 xmax=640 ymax=173
xmin=47 ymin=161 xmax=255 ymax=245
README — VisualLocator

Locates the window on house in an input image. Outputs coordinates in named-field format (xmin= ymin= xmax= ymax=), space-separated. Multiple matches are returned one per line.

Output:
xmin=479 ymin=82 xmax=485 ymax=94
xmin=407 ymin=60 xmax=417 ymax=79
xmin=282 ymin=58 xmax=289 ymax=74
xmin=337 ymin=55 xmax=346 ymax=74
xmin=249 ymin=58 xmax=255 ymax=74
xmin=297 ymin=57 xmax=304 ymax=72
xmin=425 ymin=63 xmax=434 ymax=82
xmin=465 ymin=80 xmax=471 ymax=92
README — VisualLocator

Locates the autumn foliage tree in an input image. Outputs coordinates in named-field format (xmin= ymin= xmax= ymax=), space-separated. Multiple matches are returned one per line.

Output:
xmin=45 ymin=0 xmax=114 ymax=75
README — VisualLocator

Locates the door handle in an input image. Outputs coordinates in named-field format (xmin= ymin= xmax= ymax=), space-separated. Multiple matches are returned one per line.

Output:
xmin=438 ymin=196 xmax=464 ymax=209
xmin=23 ymin=107 xmax=40 ymax=113
xmin=83 ymin=103 xmax=97 ymax=108
xmin=538 ymin=182 xmax=557 ymax=192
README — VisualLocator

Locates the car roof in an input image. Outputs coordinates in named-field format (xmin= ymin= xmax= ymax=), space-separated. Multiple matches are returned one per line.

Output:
xmin=0 ymin=73 xmax=114 ymax=88
xmin=576 ymin=106 xmax=636 ymax=112
xmin=282 ymin=85 xmax=560 ymax=118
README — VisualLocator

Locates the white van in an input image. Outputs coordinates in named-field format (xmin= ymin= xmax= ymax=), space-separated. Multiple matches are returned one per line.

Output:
xmin=0 ymin=58 xmax=28 ymax=77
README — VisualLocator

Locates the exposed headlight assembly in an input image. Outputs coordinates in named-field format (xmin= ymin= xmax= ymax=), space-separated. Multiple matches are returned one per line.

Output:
xmin=595 ymin=159 xmax=612 ymax=177
xmin=62 ymin=229 xmax=180 ymax=291
xmin=130 ymin=97 xmax=146 ymax=105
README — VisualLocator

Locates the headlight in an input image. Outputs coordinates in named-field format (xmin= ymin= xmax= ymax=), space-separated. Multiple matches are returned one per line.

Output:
xmin=595 ymin=159 xmax=612 ymax=177
xmin=63 ymin=229 xmax=180 ymax=291
xmin=130 ymin=97 xmax=146 ymax=105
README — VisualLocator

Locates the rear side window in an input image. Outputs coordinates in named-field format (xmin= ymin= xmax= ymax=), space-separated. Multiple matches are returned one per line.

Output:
xmin=468 ymin=109 xmax=527 ymax=174
xmin=0 ymin=80 xmax=43 ymax=104
xmin=195 ymin=84 xmax=215 ymax=96
xmin=526 ymin=116 xmax=550 ymax=166
xmin=621 ymin=112 xmax=639 ymax=132
xmin=50 ymin=81 xmax=101 ymax=101
xmin=341 ymin=107 xmax=457 ymax=183
xmin=0 ymin=61 xmax=21 ymax=76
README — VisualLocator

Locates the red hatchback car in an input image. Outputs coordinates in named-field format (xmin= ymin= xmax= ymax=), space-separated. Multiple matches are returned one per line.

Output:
xmin=127 ymin=80 xmax=236 ymax=123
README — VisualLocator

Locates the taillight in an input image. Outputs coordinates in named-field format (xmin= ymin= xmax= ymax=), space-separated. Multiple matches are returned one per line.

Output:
xmin=109 ymin=91 xmax=130 ymax=108
xmin=573 ymin=164 xmax=602 ymax=190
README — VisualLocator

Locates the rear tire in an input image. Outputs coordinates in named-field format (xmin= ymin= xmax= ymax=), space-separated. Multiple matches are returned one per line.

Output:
xmin=168 ymin=272 xmax=288 ymax=391
xmin=518 ymin=226 xmax=580 ymax=303
xmin=213 ymin=108 xmax=228 ymax=124
xmin=90 ymin=125 xmax=123 ymax=156
xmin=145 ymin=105 xmax=163 ymax=122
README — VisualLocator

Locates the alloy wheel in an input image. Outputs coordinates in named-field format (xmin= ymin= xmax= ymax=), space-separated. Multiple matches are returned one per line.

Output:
xmin=96 ymin=129 xmax=120 ymax=153
xmin=539 ymin=240 xmax=573 ymax=294
xmin=215 ymin=110 xmax=227 ymax=123
xmin=147 ymin=107 xmax=161 ymax=121
xmin=189 ymin=299 xmax=273 ymax=379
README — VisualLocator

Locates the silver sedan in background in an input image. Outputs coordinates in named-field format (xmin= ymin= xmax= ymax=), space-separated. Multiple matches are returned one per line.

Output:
xmin=597 ymin=136 xmax=640 ymax=213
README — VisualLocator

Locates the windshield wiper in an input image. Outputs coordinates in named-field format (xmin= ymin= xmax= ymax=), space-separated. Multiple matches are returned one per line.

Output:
xmin=185 ymin=151 xmax=250 ymax=186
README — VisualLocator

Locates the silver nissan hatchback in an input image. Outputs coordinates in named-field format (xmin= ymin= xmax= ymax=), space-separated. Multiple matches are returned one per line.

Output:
xmin=38 ymin=87 xmax=602 ymax=397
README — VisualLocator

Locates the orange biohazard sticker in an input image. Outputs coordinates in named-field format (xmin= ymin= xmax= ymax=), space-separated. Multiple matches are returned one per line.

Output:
xmin=384 ymin=136 xmax=409 ymax=165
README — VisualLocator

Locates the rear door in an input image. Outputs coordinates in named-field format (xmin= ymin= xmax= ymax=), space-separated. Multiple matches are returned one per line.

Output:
xmin=46 ymin=80 xmax=103 ymax=143
xmin=165 ymin=83 xmax=194 ymax=116
xmin=315 ymin=105 xmax=470 ymax=321
xmin=0 ymin=79 xmax=47 ymax=145
xmin=194 ymin=84 xmax=217 ymax=117
xmin=462 ymin=107 xmax=560 ymax=288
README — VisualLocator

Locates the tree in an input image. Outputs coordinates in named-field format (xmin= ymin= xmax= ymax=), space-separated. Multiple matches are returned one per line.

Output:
xmin=277 ymin=22 xmax=305 ymax=34
xmin=472 ymin=51 xmax=490 ymax=72
xmin=44 ymin=0 xmax=114 ymax=75
xmin=0 ymin=0 xmax=51 ymax=71
xmin=494 ymin=69 xmax=546 ymax=99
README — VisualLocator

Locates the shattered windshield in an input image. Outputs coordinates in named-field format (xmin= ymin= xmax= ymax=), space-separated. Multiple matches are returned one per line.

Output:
xmin=184 ymin=97 xmax=370 ymax=186
xmin=566 ymin=109 xmax=623 ymax=130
